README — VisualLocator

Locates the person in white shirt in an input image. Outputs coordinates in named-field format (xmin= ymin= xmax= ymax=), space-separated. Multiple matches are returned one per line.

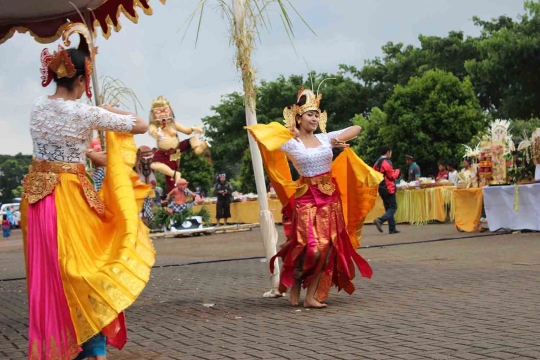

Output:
xmin=447 ymin=163 xmax=459 ymax=185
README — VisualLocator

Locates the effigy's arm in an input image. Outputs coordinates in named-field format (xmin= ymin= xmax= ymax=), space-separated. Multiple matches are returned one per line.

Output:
xmin=174 ymin=121 xmax=203 ymax=135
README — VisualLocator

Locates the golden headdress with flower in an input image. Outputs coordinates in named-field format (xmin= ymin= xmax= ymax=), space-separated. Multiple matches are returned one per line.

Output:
xmin=283 ymin=87 xmax=328 ymax=133
xmin=40 ymin=23 xmax=98 ymax=98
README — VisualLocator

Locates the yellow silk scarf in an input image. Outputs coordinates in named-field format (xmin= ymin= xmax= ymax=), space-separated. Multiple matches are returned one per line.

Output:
xmin=246 ymin=122 xmax=382 ymax=248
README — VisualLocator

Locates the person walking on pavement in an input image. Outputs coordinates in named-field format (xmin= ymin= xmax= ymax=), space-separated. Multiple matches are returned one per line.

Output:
xmin=373 ymin=146 xmax=401 ymax=234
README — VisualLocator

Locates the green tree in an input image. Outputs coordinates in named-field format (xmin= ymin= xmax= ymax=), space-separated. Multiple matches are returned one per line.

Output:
xmin=238 ymin=148 xmax=268 ymax=194
xmin=378 ymin=69 xmax=487 ymax=176
xmin=344 ymin=31 xmax=479 ymax=111
xmin=510 ymin=118 xmax=540 ymax=138
xmin=0 ymin=159 xmax=28 ymax=203
xmin=203 ymin=72 xmax=372 ymax=177
xmin=202 ymin=92 xmax=247 ymax=177
xmin=239 ymin=149 xmax=255 ymax=194
xmin=351 ymin=107 xmax=389 ymax=166
xmin=12 ymin=185 xmax=23 ymax=198
xmin=179 ymin=149 xmax=215 ymax=194
xmin=465 ymin=1 xmax=540 ymax=119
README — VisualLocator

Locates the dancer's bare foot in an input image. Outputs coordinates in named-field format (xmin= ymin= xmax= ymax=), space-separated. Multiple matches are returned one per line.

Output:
xmin=289 ymin=279 xmax=301 ymax=306
xmin=303 ymin=298 xmax=327 ymax=309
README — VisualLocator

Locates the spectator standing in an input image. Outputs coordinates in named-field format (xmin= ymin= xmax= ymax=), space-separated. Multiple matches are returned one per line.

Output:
xmin=214 ymin=173 xmax=233 ymax=225
xmin=373 ymin=146 xmax=401 ymax=234
xmin=447 ymin=163 xmax=459 ymax=185
xmin=405 ymin=155 xmax=421 ymax=182
xmin=436 ymin=161 xmax=449 ymax=181
xmin=2 ymin=215 xmax=11 ymax=238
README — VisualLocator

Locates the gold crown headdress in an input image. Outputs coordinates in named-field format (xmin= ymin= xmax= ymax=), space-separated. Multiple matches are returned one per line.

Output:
xmin=40 ymin=23 xmax=98 ymax=98
xmin=283 ymin=86 xmax=328 ymax=133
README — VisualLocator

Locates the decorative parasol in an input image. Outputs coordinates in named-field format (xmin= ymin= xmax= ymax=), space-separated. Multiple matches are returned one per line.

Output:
xmin=0 ymin=0 xmax=166 ymax=45
xmin=0 ymin=0 xmax=165 ymax=146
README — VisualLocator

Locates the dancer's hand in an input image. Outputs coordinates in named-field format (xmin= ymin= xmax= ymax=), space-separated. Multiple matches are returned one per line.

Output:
xmin=331 ymin=137 xmax=350 ymax=148
xmin=101 ymin=99 xmax=120 ymax=111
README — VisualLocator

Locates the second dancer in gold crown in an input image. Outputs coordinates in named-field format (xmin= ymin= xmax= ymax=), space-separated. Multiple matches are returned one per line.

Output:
xmin=247 ymin=87 xmax=382 ymax=308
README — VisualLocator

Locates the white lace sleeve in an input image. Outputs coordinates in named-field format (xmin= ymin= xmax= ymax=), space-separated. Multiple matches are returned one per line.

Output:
xmin=279 ymin=139 xmax=297 ymax=153
xmin=76 ymin=103 xmax=135 ymax=133
xmin=324 ymin=127 xmax=350 ymax=142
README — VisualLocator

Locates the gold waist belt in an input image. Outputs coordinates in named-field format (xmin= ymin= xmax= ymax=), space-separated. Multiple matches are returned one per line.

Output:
xmin=300 ymin=174 xmax=335 ymax=196
xmin=23 ymin=160 xmax=105 ymax=216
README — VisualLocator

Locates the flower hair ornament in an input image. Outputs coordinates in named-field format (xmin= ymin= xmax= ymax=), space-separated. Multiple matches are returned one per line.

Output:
xmin=283 ymin=81 xmax=332 ymax=133
xmin=40 ymin=22 xmax=98 ymax=98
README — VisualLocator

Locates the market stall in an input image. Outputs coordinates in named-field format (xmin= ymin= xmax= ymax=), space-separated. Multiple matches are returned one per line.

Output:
xmin=193 ymin=198 xmax=283 ymax=224
xmin=194 ymin=186 xmax=454 ymax=225
xmin=450 ymin=122 xmax=540 ymax=232
xmin=366 ymin=186 xmax=454 ymax=225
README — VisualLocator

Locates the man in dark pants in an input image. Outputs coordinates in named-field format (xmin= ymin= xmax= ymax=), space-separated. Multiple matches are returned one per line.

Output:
xmin=373 ymin=146 xmax=401 ymax=234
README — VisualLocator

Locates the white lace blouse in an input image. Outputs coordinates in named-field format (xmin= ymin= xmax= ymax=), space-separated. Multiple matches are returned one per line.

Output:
xmin=280 ymin=128 xmax=347 ymax=177
xmin=30 ymin=96 xmax=135 ymax=163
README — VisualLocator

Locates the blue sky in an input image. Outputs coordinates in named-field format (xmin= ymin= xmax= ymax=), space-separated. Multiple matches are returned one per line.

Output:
xmin=0 ymin=0 xmax=526 ymax=154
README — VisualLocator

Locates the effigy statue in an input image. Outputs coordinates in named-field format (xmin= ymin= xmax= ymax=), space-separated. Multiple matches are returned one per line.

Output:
xmin=149 ymin=96 xmax=207 ymax=192
xmin=135 ymin=145 xmax=157 ymax=187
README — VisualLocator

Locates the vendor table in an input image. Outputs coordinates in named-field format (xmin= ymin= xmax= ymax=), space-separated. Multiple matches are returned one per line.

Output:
xmin=195 ymin=187 xmax=454 ymax=226
xmin=452 ymin=188 xmax=484 ymax=232
xmin=193 ymin=199 xmax=283 ymax=224
xmin=483 ymin=183 xmax=540 ymax=232
xmin=366 ymin=187 xmax=454 ymax=225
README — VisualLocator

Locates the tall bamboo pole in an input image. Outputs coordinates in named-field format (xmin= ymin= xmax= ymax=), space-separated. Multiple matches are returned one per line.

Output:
xmin=232 ymin=0 xmax=281 ymax=297
xmin=85 ymin=12 xmax=105 ymax=148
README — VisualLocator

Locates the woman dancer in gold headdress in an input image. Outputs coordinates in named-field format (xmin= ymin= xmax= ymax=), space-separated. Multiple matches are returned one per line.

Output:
xmin=22 ymin=23 xmax=155 ymax=359
xmin=247 ymin=87 xmax=382 ymax=308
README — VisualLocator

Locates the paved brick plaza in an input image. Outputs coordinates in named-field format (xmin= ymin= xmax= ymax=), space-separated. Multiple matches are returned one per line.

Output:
xmin=1 ymin=225 xmax=539 ymax=359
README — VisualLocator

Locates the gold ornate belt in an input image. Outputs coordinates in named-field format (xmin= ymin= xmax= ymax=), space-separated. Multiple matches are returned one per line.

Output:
xmin=23 ymin=160 xmax=106 ymax=216
xmin=300 ymin=174 xmax=335 ymax=196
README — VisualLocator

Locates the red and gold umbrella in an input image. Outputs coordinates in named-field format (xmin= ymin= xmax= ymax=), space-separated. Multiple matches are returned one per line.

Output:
xmin=0 ymin=0 xmax=165 ymax=45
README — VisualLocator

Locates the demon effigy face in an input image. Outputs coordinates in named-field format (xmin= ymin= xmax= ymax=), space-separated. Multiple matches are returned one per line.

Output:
xmin=152 ymin=105 xmax=172 ymax=121
xmin=135 ymin=146 xmax=157 ymax=188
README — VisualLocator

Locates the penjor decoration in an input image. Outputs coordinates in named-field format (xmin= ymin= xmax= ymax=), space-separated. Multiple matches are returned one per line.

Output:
xmin=149 ymin=96 xmax=208 ymax=192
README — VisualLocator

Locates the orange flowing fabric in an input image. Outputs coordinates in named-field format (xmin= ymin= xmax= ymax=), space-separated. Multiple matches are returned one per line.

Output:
xmin=246 ymin=123 xmax=382 ymax=248
xmin=22 ymin=132 xmax=155 ymax=359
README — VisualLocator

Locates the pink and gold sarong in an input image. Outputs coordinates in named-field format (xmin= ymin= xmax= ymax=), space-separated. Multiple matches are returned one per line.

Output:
xmin=21 ymin=133 xmax=155 ymax=360
xmin=271 ymin=173 xmax=373 ymax=301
